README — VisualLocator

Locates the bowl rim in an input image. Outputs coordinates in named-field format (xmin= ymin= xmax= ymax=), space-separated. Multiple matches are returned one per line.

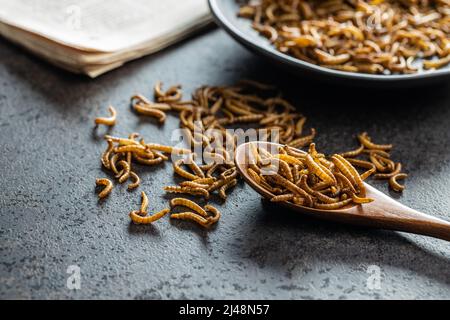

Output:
xmin=208 ymin=0 xmax=450 ymax=83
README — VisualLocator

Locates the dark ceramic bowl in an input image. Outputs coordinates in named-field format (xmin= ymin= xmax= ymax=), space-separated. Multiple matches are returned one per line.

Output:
xmin=208 ymin=0 xmax=450 ymax=87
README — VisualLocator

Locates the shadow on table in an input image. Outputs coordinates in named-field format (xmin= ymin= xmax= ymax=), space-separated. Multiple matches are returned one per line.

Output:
xmin=229 ymin=199 xmax=450 ymax=286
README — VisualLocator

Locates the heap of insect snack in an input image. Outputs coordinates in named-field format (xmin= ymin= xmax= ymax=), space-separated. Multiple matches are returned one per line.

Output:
xmin=94 ymin=80 xmax=316 ymax=228
xmin=238 ymin=0 xmax=450 ymax=74
xmin=94 ymin=80 xmax=407 ymax=229
xmin=247 ymin=142 xmax=374 ymax=209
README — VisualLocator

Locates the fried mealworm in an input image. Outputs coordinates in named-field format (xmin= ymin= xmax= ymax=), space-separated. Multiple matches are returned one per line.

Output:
xmin=96 ymin=178 xmax=113 ymax=199
xmin=219 ymin=178 xmax=238 ymax=200
xmin=140 ymin=191 xmax=149 ymax=215
xmin=164 ymin=186 xmax=210 ymax=199
xmin=173 ymin=159 xmax=199 ymax=180
xmin=351 ymin=193 xmax=374 ymax=204
xmin=116 ymin=160 xmax=131 ymax=183
xmin=133 ymin=154 xmax=164 ymax=166
xmin=358 ymin=132 xmax=393 ymax=151
xmin=389 ymin=173 xmax=408 ymax=192
xmin=133 ymin=104 xmax=166 ymax=123
xmin=270 ymin=194 xmax=294 ymax=202
xmin=128 ymin=172 xmax=140 ymax=190
xmin=340 ymin=144 xmax=364 ymax=158
xmin=274 ymin=154 xmax=304 ymax=166
xmin=170 ymin=212 xmax=210 ymax=228
xmin=95 ymin=106 xmax=117 ymax=126
xmin=101 ymin=139 xmax=114 ymax=169
xmin=129 ymin=209 xmax=170 ymax=224
xmin=170 ymin=198 xmax=207 ymax=217
xmin=110 ymin=153 xmax=121 ymax=175
xmin=314 ymin=199 xmax=352 ymax=210
xmin=305 ymin=154 xmax=334 ymax=184
xmin=179 ymin=181 xmax=210 ymax=189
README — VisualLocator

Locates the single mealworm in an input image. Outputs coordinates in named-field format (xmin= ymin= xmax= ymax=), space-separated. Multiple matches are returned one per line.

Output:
xmin=170 ymin=198 xmax=207 ymax=217
xmin=101 ymin=139 xmax=114 ymax=169
xmin=179 ymin=181 xmax=210 ymax=189
xmin=140 ymin=191 xmax=149 ymax=215
xmin=270 ymin=194 xmax=294 ymax=202
xmin=137 ymin=102 xmax=171 ymax=111
xmin=204 ymin=205 xmax=221 ymax=225
xmin=219 ymin=178 xmax=237 ymax=200
xmin=133 ymin=104 xmax=166 ymax=123
xmin=129 ymin=209 xmax=170 ymax=224
xmin=128 ymin=172 xmax=140 ymax=190
xmin=389 ymin=173 xmax=407 ymax=192
xmin=314 ymin=198 xmax=352 ymax=210
xmin=170 ymin=212 xmax=210 ymax=228
xmin=358 ymin=132 xmax=393 ymax=151
xmin=95 ymin=106 xmax=117 ymax=126
xmin=164 ymin=186 xmax=210 ymax=199
xmin=173 ymin=159 xmax=199 ymax=180
xmin=352 ymin=194 xmax=374 ymax=204
xmin=104 ymin=135 xmax=139 ymax=146
xmin=274 ymin=154 xmax=304 ymax=166
xmin=96 ymin=178 xmax=113 ymax=198
xmin=247 ymin=167 xmax=261 ymax=184
xmin=110 ymin=153 xmax=121 ymax=175
xmin=340 ymin=144 xmax=364 ymax=158
xmin=233 ymin=114 xmax=265 ymax=123
xmin=133 ymin=154 xmax=164 ymax=166
xmin=117 ymin=160 xmax=131 ymax=183
xmin=305 ymin=154 xmax=334 ymax=184
xmin=130 ymin=94 xmax=151 ymax=106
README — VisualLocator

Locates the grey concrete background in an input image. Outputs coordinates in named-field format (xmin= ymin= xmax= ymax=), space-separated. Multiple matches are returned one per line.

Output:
xmin=0 ymin=28 xmax=449 ymax=300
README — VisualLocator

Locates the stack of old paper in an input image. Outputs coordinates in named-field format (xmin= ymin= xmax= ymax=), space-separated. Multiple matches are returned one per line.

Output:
xmin=0 ymin=0 xmax=211 ymax=77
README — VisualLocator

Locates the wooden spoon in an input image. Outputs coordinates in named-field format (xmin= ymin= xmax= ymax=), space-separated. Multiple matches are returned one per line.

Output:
xmin=235 ymin=141 xmax=450 ymax=241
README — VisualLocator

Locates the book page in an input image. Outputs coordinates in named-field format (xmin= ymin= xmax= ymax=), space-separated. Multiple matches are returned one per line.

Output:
xmin=0 ymin=0 xmax=210 ymax=52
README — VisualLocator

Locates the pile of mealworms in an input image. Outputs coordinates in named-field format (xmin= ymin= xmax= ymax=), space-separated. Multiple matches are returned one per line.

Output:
xmin=94 ymin=80 xmax=407 ymax=226
xmin=238 ymin=0 xmax=450 ymax=74
xmin=339 ymin=132 xmax=407 ymax=191
xmin=94 ymin=80 xmax=316 ymax=228
xmin=247 ymin=142 xmax=375 ymax=209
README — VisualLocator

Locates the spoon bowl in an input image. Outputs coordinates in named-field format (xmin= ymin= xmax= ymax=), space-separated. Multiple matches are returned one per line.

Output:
xmin=235 ymin=141 xmax=450 ymax=241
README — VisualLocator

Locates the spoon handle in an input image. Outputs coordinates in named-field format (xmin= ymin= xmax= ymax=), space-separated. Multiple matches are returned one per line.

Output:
xmin=346 ymin=198 xmax=450 ymax=241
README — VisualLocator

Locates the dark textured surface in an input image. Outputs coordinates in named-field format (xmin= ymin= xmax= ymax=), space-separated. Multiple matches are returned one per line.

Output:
xmin=0 ymin=29 xmax=449 ymax=300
